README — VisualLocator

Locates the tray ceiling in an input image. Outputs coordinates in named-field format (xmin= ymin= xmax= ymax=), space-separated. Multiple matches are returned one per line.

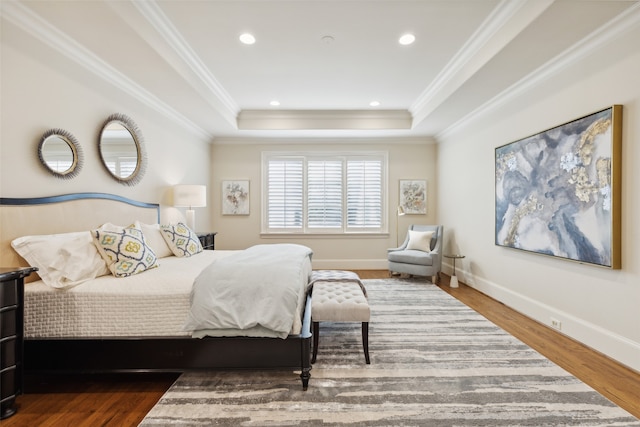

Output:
xmin=2 ymin=0 xmax=639 ymax=141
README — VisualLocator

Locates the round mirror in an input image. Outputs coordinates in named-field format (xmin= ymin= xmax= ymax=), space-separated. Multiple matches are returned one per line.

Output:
xmin=38 ymin=128 xmax=83 ymax=179
xmin=98 ymin=113 xmax=146 ymax=186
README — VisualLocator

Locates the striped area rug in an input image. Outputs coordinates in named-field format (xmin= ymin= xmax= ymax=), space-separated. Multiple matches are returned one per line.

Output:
xmin=140 ymin=279 xmax=639 ymax=426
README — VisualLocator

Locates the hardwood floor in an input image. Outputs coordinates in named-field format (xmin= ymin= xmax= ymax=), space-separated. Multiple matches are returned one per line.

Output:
xmin=434 ymin=275 xmax=640 ymax=420
xmin=6 ymin=373 xmax=179 ymax=427
xmin=4 ymin=271 xmax=639 ymax=426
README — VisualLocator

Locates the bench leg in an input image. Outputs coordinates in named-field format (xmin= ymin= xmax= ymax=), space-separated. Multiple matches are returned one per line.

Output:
xmin=312 ymin=321 xmax=319 ymax=363
xmin=362 ymin=322 xmax=370 ymax=364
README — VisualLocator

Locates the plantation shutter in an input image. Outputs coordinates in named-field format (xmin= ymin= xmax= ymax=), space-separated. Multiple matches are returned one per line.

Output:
xmin=307 ymin=160 xmax=343 ymax=228
xmin=267 ymin=158 xmax=304 ymax=229
xmin=263 ymin=152 xmax=386 ymax=233
xmin=346 ymin=159 xmax=383 ymax=228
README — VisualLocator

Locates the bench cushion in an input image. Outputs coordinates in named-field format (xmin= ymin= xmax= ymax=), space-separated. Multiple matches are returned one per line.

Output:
xmin=311 ymin=281 xmax=370 ymax=322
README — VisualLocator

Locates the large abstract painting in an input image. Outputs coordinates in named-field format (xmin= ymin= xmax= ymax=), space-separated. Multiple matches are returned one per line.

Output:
xmin=495 ymin=106 xmax=621 ymax=269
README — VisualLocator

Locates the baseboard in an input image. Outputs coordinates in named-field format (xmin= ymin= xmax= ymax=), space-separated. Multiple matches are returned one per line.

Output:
xmin=457 ymin=267 xmax=640 ymax=374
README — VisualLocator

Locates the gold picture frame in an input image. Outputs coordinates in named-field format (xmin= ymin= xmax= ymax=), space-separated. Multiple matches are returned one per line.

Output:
xmin=495 ymin=105 xmax=622 ymax=269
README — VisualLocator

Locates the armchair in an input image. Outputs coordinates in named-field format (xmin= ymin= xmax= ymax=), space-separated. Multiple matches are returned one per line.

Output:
xmin=388 ymin=225 xmax=443 ymax=283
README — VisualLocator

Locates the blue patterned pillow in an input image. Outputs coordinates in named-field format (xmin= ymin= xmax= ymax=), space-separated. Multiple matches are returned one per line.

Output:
xmin=160 ymin=223 xmax=203 ymax=257
xmin=93 ymin=226 xmax=159 ymax=277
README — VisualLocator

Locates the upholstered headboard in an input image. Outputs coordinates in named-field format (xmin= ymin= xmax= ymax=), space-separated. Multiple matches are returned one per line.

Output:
xmin=0 ymin=193 xmax=159 ymax=275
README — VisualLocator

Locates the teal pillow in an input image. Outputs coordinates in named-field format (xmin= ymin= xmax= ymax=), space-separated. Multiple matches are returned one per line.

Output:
xmin=160 ymin=223 xmax=203 ymax=257
xmin=93 ymin=226 xmax=159 ymax=277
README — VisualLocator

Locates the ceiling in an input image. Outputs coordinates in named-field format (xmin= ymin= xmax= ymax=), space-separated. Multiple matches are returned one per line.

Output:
xmin=2 ymin=0 xmax=639 ymax=142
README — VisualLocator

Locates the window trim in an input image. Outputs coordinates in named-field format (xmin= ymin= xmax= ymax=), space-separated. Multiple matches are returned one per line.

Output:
xmin=261 ymin=151 xmax=388 ymax=236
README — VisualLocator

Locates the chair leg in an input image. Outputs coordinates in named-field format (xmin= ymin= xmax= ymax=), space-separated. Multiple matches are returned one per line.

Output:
xmin=362 ymin=322 xmax=370 ymax=364
xmin=312 ymin=321 xmax=319 ymax=363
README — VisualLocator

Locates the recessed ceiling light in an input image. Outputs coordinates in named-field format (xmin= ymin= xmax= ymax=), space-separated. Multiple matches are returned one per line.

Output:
xmin=239 ymin=33 xmax=256 ymax=45
xmin=369 ymin=101 xmax=380 ymax=107
xmin=321 ymin=35 xmax=335 ymax=44
xmin=270 ymin=100 xmax=280 ymax=106
xmin=399 ymin=33 xmax=415 ymax=45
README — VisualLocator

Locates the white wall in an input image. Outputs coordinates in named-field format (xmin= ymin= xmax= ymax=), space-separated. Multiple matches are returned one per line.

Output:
xmin=211 ymin=141 xmax=437 ymax=269
xmin=0 ymin=38 xmax=211 ymax=227
xmin=437 ymin=27 xmax=640 ymax=371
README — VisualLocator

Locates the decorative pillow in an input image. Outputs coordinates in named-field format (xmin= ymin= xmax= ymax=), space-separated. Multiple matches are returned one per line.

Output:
xmin=92 ymin=226 xmax=159 ymax=277
xmin=406 ymin=230 xmax=434 ymax=252
xmin=160 ymin=223 xmax=203 ymax=257
xmin=11 ymin=231 xmax=109 ymax=289
xmin=136 ymin=222 xmax=174 ymax=258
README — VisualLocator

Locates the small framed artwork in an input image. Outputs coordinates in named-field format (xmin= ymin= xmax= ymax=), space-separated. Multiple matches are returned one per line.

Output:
xmin=400 ymin=180 xmax=427 ymax=214
xmin=495 ymin=105 xmax=622 ymax=269
xmin=222 ymin=180 xmax=250 ymax=215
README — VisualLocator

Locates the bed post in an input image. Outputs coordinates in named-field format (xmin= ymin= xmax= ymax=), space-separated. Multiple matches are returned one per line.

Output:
xmin=300 ymin=334 xmax=312 ymax=390
xmin=300 ymin=365 xmax=311 ymax=391
xmin=300 ymin=295 xmax=313 ymax=390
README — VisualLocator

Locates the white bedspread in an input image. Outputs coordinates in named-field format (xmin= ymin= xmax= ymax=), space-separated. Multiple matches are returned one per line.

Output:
xmin=184 ymin=244 xmax=313 ymax=339
xmin=24 ymin=251 xmax=235 ymax=338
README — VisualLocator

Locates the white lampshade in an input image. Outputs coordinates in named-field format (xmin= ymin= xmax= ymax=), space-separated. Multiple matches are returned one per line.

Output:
xmin=173 ymin=185 xmax=207 ymax=208
xmin=174 ymin=185 xmax=207 ymax=231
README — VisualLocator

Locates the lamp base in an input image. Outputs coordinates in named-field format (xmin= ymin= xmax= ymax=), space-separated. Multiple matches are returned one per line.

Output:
xmin=185 ymin=209 xmax=195 ymax=231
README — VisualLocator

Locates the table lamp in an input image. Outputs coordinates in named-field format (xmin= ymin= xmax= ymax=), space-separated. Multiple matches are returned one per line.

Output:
xmin=173 ymin=185 xmax=207 ymax=231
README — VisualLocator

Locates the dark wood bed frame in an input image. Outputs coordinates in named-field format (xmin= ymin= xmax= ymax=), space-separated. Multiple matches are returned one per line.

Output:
xmin=0 ymin=193 xmax=313 ymax=389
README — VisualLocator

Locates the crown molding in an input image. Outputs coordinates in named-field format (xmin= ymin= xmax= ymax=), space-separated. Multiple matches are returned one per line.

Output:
xmin=410 ymin=0 xmax=554 ymax=126
xmin=213 ymin=136 xmax=435 ymax=145
xmin=438 ymin=1 xmax=640 ymax=141
xmin=132 ymin=0 xmax=239 ymax=126
xmin=237 ymin=110 xmax=413 ymax=130
xmin=2 ymin=0 xmax=211 ymax=141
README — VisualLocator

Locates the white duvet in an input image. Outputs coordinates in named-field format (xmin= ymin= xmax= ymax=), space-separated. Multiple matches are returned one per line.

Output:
xmin=184 ymin=244 xmax=313 ymax=339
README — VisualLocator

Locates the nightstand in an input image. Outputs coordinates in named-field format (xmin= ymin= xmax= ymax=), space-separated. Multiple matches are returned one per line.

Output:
xmin=197 ymin=232 xmax=217 ymax=250
xmin=0 ymin=266 xmax=37 ymax=419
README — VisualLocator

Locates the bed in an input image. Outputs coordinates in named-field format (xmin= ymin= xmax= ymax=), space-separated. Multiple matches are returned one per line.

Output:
xmin=0 ymin=193 xmax=313 ymax=389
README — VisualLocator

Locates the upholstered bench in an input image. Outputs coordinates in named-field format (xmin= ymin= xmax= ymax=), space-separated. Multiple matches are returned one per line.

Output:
xmin=308 ymin=270 xmax=370 ymax=364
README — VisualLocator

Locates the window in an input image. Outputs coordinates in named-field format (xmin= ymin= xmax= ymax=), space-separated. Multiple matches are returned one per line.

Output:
xmin=105 ymin=156 xmax=137 ymax=178
xmin=262 ymin=152 xmax=387 ymax=234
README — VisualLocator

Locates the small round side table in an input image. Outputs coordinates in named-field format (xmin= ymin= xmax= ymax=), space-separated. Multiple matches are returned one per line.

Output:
xmin=444 ymin=254 xmax=465 ymax=288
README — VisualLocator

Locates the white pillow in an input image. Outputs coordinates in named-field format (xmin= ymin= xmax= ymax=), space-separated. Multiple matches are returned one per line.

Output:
xmin=97 ymin=222 xmax=126 ymax=232
xmin=136 ymin=222 xmax=174 ymax=258
xmin=406 ymin=230 xmax=434 ymax=252
xmin=11 ymin=231 xmax=109 ymax=289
